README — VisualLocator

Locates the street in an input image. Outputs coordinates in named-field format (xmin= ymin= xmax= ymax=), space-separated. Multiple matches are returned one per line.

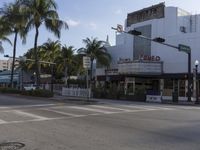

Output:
xmin=0 ymin=95 xmax=200 ymax=149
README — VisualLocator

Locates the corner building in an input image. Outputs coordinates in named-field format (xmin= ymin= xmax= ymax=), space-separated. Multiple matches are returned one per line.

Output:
xmin=96 ymin=3 xmax=200 ymax=100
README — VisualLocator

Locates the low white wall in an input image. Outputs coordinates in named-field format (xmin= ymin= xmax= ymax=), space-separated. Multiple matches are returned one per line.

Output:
xmin=146 ymin=95 xmax=195 ymax=102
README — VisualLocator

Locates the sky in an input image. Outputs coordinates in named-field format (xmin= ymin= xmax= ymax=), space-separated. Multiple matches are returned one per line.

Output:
xmin=0 ymin=0 xmax=200 ymax=59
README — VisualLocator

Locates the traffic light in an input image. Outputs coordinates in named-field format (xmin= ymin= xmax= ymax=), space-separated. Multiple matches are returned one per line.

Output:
xmin=153 ymin=37 xmax=165 ymax=43
xmin=4 ymin=55 xmax=9 ymax=58
xmin=128 ymin=30 xmax=142 ymax=36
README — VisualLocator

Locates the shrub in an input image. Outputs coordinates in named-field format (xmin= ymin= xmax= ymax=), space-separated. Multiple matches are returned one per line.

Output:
xmin=21 ymin=89 xmax=54 ymax=98
xmin=93 ymin=83 xmax=122 ymax=99
xmin=0 ymin=87 xmax=21 ymax=94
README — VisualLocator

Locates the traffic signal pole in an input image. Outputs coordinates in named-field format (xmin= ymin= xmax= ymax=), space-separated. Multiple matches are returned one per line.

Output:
xmin=188 ymin=52 xmax=192 ymax=101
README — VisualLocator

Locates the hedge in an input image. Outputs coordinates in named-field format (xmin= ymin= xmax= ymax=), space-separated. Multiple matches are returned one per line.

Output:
xmin=21 ymin=89 xmax=54 ymax=98
xmin=0 ymin=87 xmax=21 ymax=94
xmin=0 ymin=88 xmax=53 ymax=98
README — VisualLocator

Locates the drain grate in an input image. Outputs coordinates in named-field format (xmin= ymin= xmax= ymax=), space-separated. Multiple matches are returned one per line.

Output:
xmin=0 ymin=142 xmax=25 ymax=150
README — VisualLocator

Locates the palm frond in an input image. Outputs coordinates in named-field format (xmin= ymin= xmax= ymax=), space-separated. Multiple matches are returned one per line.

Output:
xmin=45 ymin=18 xmax=68 ymax=38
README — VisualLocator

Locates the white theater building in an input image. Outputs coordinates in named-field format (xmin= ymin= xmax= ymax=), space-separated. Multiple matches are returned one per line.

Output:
xmin=96 ymin=3 xmax=200 ymax=101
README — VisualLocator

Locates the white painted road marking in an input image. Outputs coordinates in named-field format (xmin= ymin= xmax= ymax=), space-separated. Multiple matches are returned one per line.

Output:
xmin=0 ymin=103 xmax=193 ymax=126
xmin=13 ymin=110 xmax=50 ymax=120
xmin=117 ymin=104 xmax=173 ymax=110
xmin=43 ymin=108 xmax=85 ymax=117
xmin=90 ymin=105 xmax=132 ymax=112
xmin=0 ymin=104 xmax=59 ymax=110
xmin=69 ymin=106 xmax=118 ymax=114
xmin=0 ymin=119 xmax=7 ymax=124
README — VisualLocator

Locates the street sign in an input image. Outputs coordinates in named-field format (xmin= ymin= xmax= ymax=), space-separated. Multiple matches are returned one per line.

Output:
xmin=178 ymin=44 xmax=191 ymax=53
xmin=117 ymin=24 xmax=123 ymax=32
xmin=83 ymin=56 xmax=91 ymax=69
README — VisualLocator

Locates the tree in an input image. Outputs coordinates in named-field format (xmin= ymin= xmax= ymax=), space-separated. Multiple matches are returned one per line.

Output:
xmin=0 ymin=18 xmax=12 ymax=53
xmin=20 ymin=0 xmax=68 ymax=88
xmin=41 ymin=39 xmax=61 ymax=78
xmin=78 ymin=37 xmax=111 ymax=81
xmin=0 ymin=34 xmax=12 ymax=54
xmin=60 ymin=45 xmax=75 ymax=85
xmin=0 ymin=13 xmax=13 ymax=54
xmin=41 ymin=39 xmax=61 ymax=63
xmin=0 ymin=1 xmax=27 ymax=87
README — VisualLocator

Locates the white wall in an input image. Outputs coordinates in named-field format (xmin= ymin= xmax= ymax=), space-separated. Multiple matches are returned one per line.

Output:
xmin=108 ymin=33 xmax=133 ymax=67
xmin=105 ymin=6 xmax=200 ymax=75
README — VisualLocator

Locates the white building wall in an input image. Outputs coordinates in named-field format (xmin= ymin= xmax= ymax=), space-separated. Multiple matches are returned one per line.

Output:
xmin=99 ymin=6 xmax=200 ymax=76
xmin=108 ymin=33 xmax=133 ymax=67
xmin=0 ymin=60 xmax=8 ymax=71
xmin=0 ymin=59 xmax=19 ymax=72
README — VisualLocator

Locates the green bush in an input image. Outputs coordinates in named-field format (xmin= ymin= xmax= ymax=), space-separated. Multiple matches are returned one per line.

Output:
xmin=93 ymin=83 xmax=122 ymax=99
xmin=21 ymin=89 xmax=54 ymax=98
xmin=0 ymin=87 xmax=21 ymax=94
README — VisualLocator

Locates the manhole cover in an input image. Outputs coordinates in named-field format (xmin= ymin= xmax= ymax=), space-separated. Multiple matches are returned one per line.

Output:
xmin=0 ymin=142 xmax=25 ymax=150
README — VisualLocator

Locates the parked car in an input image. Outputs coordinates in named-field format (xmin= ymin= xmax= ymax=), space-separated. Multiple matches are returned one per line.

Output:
xmin=24 ymin=85 xmax=36 ymax=91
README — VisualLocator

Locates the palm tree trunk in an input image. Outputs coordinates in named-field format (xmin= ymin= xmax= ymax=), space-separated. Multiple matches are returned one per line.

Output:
xmin=64 ymin=59 xmax=68 ymax=86
xmin=10 ymin=31 xmax=18 ymax=88
xmin=34 ymin=27 xmax=40 ymax=88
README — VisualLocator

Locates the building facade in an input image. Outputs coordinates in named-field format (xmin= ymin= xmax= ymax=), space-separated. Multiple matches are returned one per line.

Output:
xmin=0 ymin=58 xmax=19 ymax=72
xmin=0 ymin=60 xmax=9 ymax=72
xmin=96 ymin=3 xmax=200 ymax=100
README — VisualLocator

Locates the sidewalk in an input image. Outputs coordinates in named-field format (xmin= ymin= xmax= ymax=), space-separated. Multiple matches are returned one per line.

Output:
xmin=51 ymin=95 xmax=200 ymax=106
xmin=161 ymin=100 xmax=198 ymax=105
xmin=50 ymin=95 xmax=99 ymax=105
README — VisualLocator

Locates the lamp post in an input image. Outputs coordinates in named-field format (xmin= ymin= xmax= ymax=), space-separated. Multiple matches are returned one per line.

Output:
xmin=33 ymin=72 xmax=36 ymax=85
xmin=195 ymin=60 xmax=199 ymax=104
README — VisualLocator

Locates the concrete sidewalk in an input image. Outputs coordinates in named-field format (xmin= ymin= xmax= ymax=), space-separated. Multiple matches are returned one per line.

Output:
xmin=51 ymin=95 xmax=200 ymax=106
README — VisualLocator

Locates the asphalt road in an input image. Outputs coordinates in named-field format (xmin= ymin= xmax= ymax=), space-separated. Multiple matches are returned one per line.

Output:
xmin=0 ymin=95 xmax=200 ymax=150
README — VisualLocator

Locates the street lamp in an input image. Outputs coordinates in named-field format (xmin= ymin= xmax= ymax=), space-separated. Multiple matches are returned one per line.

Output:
xmin=33 ymin=72 xmax=36 ymax=85
xmin=195 ymin=60 xmax=199 ymax=103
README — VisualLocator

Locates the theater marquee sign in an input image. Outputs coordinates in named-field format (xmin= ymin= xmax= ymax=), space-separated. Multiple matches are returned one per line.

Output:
xmin=118 ymin=55 xmax=161 ymax=64
xmin=139 ymin=55 xmax=161 ymax=62
xmin=117 ymin=56 xmax=163 ymax=75
xmin=127 ymin=3 xmax=165 ymax=26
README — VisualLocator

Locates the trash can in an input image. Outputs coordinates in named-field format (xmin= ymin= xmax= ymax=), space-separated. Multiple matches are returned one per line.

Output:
xmin=172 ymin=92 xmax=178 ymax=102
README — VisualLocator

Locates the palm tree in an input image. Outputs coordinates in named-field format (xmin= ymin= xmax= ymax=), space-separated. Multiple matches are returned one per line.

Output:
xmin=41 ymin=39 xmax=62 ymax=91
xmin=78 ymin=37 xmax=111 ymax=81
xmin=0 ymin=18 xmax=12 ymax=53
xmin=0 ymin=1 xmax=27 ymax=87
xmin=60 ymin=45 xmax=75 ymax=85
xmin=20 ymin=0 xmax=68 ymax=88
xmin=0 ymin=35 xmax=12 ymax=54
xmin=0 ymin=15 xmax=13 ymax=54
xmin=41 ymin=39 xmax=61 ymax=63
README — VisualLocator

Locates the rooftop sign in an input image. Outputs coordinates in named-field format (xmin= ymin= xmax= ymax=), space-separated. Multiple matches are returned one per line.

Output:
xmin=127 ymin=3 xmax=165 ymax=26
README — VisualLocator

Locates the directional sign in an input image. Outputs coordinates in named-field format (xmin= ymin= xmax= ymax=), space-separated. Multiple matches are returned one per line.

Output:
xmin=83 ymin=56 xmax=91 ymax=69
xmin=117 ymin=24 xmax=123 ymax=32
xmin=178 ymin=44 xmax=191 ymax=53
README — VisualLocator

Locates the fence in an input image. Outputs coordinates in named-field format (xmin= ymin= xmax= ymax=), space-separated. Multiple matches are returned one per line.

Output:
xmin=62 ymin=87 xmax=91 ymax=98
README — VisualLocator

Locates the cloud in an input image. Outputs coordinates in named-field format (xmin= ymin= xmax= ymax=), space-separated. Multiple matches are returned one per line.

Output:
xmin=88 ymin=22 xmax=97 ymax=30
xmin=66 ymin=19 xmax=80 ymax=27
xmin=114 ymin=9 xmax=122 ymax=15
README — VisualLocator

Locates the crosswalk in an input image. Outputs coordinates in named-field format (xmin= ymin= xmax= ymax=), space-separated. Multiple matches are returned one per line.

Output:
xmin=0 ymin=103 xmax=198 ymax=125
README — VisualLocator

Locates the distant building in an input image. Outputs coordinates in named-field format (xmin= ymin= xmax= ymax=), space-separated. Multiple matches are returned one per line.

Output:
xmin=0 ymin=58 xmax=19 ymax=72
xmin=96 ymin=3 xmax=200 ymax=100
